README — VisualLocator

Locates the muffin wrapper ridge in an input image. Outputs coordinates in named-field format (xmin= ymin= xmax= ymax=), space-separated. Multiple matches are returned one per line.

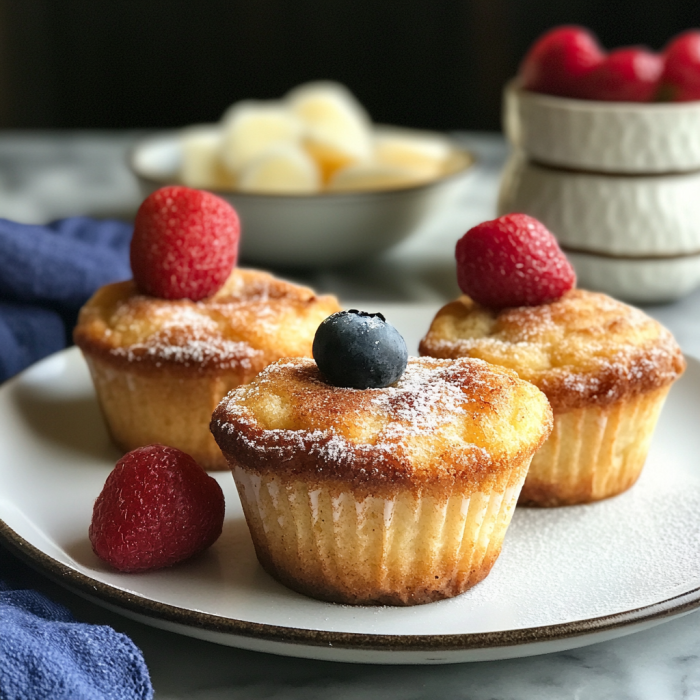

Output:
xmin=84 ymin=356 xmax=243 ymax=470
xmin=520 ymin=386 xmax=670 ymax=507
xmin=230 ymin=460 xmax=531 ymax=606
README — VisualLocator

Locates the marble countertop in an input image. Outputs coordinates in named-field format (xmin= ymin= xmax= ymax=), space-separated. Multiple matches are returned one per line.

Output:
xmin=2 ymin=130 xmax=700 ymax=699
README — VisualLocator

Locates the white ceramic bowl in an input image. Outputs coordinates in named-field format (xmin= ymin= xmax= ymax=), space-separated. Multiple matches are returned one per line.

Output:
xmin=129 ymin=131 xmax=474 ymax=268
xmin=564 ymin=250 xmax=700 ymax=304
xmin=501 ymin=82 xmax=700 ymax=302
xmin=503 ymin=81 xmax=700 ymax=174
xmin=499 ymin=153 xmax=700 ymax=256
xmin=498 ymin=154 xmax=700 ymax=303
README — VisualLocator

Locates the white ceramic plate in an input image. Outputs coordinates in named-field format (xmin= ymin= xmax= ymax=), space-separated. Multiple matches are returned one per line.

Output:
xmin=2 ymin=305 xmax=700 ymax=665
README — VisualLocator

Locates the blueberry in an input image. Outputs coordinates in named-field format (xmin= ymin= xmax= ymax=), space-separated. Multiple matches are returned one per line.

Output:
xmin=312 ymin=310 xmax=408 ymax=389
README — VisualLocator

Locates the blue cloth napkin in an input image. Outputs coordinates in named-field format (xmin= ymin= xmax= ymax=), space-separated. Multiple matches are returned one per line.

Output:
xmin=0 ymin=581 xmax=153 ymax=700
xmin=0 ymin=217 xmax=133 ymax=382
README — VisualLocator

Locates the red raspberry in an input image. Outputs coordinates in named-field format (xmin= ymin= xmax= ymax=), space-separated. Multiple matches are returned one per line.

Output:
xmin=130 ymin=186 xmax=240 ymax=300
xmin=456 ymin=214 xmax=576 ymax=309
xmin=89 ymin=445 xmax=225 ymax=573
xmin=519 ymin=26 xmax=605 ymax=99
xmin=583 ymin=48 xmax=663 ymax=101
xmin=658 ymin=30 xmax=700 ymax=101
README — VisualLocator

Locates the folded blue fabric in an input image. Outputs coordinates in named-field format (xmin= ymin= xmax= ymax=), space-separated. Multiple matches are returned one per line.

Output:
xmin=0 ymin=303 xmax=66 ymax=381
xmin=0 ymin=217 xmax=133 ymax=382
xmin=0 ymin=581 xmax=153 ymax=700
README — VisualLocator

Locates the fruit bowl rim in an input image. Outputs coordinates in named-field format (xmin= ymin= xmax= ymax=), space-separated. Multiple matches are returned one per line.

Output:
xmin=506 ymin=79 xmax=700 ymax=113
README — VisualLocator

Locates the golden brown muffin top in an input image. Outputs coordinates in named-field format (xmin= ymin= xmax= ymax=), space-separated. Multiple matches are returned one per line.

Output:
xmin=419 ymin=289 xmax=685 ymax=412
xmin=211 ymin=356 xmax=552 ymax=495
xmin=74 ymin=268 xmax=341 ymax=375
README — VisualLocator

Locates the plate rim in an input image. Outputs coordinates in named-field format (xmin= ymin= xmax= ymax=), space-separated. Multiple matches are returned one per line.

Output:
xmin=2 ymin=516 xmax=700 ymax=653
xmin=3 ymin=348 xmax=700 ymax=655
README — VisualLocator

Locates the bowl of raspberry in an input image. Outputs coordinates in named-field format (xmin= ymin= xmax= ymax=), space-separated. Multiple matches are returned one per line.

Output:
xmin=499 ymin=27 xmax=700 ymax=303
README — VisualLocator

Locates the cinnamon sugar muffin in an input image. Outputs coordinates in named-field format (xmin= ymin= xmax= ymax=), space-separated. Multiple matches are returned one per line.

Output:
xmin=420 ymin=289 xmax=686 ymax=506
xmin=74 ymin=268 xmax=340 ymax=470
xmin=211 ymin=356 xmax=552 ymax=605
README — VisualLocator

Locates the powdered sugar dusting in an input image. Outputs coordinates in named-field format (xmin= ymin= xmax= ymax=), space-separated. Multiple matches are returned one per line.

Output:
xmin=111 ymin=328 xmax=259 ymax=369
xmin=215 ymin=357 xmax=518 ymax=471
xmin=84 ymin=268 xmax=337 ymax=369
xmin=369 ymin=358 xmax=486 ymax=441
xmin=105 ymin=298 xmax=267 ymax=368
xmin=460 ymin=467 xmax=700 ymax=625
xmin=422 ymin=290 xmax=684 ymax=408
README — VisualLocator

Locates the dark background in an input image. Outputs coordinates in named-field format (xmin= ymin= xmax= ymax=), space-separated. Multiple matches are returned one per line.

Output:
xmin=1 ymin=0 xmax=699 ymax=132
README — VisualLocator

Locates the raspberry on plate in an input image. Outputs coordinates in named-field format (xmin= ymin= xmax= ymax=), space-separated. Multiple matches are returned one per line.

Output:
xmin=519 ymin=26 xmax=605 ymax=99
xmin=659 ymin=30 xmax=700 ymax=101
xmin=89 ymin=445 xmax=225 ymax=572
xmin=455 ymin=213 xmax=576 ymax=309
xmin=130 ymin=185 xmax=240 ymax=301
xmin=584 ymin=47 xmax=663 ymax=102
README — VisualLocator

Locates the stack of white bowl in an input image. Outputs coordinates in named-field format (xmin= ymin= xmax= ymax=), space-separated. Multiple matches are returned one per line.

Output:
xmin=498 ymin=81 xmax=700 ymax=303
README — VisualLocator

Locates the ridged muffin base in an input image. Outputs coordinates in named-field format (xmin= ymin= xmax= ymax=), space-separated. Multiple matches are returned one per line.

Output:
xmin=83 ymin=355 xmax=244 ymax=470
xmin=520 ymin=386 xmax=670 ymax=507
xmin=230 ymin=461 xmax=531 ymax=606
